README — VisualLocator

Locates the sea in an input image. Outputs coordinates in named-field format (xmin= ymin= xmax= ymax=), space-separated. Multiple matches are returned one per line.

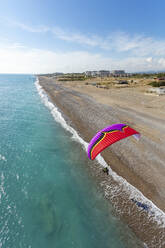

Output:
xmin=0 ymin=74 xmax=144 ymax=248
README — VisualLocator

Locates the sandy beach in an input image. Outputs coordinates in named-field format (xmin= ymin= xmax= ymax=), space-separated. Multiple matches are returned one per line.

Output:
xmin=39 ymin=76 xmax=165 ymax=247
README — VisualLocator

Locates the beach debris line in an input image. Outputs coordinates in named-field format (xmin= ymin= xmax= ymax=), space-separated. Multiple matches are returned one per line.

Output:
xmin=87 ymin=123 xmax=140 ymax=160
xmin=131 ymin=199 xmax=149 ymax=212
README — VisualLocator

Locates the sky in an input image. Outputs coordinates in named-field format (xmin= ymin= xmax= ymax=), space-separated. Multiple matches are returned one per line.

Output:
xmin=0 ymin=0 xmax=165 ymax=73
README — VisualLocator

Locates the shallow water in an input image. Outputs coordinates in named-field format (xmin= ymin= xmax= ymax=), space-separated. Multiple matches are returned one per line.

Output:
xmin=0 ymin=74 xmax=143 ymax=247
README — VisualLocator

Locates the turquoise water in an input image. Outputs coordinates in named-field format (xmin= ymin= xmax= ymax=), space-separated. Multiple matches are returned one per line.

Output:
xmin=0 ymin=75 xmax=143 ymax=248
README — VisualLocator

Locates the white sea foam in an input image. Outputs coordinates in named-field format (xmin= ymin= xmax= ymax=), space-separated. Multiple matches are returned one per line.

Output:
xmin=0 ymin=154 xmax=7 ymax=162
xmin=0 ymin=172 xmax=5 ymax=204
xmin=35 ymin=77 xmax=165 ymax=228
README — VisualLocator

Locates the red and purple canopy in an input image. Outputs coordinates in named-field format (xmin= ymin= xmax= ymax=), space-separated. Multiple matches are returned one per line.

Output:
xmin=87 ymin=123 xmax=140 ymax=160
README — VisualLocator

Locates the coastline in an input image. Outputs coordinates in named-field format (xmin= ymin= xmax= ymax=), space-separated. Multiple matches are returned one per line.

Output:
xmin=37 ymin=76 xmax=165 ymax=247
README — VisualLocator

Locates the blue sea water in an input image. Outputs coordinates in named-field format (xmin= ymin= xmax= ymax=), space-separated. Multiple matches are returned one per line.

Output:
xmin=0 ymin=74 xmax=143 ymax=248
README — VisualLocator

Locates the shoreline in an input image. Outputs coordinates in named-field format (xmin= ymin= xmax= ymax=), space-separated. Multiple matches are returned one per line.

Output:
xmin=37 ymin=76 xmax=165 ymax=247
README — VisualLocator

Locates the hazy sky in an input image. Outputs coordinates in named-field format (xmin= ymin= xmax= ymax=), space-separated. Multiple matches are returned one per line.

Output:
xmin=0 ymin=0 xmax=165 ymax=73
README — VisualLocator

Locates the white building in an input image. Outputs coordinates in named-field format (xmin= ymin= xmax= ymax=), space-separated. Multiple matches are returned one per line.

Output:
xmin=98 ymin=70 xmax=110 ymax=77
xmin=111 ymin=70 xmax=125 ymax=76
xmin=84 ymin=70 xmax=110 ymax=77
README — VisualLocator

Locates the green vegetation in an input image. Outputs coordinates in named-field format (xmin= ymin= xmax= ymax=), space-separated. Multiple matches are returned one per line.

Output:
xmin=59 ymin=77 xmax=86 ymax=81
xmin=132 ymin=72 xmax=165 ymax=79
xmin=155 ymin=73 xmax=165 ymax=78
xmin=58 ymin=74 xmax=92 ymax=81
xmin=149 ymin=81 xmax=165 ymax=87
xmin=133 ymin=73 xmax=153 ymax=78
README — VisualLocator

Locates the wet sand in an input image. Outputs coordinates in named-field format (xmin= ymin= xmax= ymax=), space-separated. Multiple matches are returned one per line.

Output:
xmin=38 ymin=76 xmax=165 ymax=247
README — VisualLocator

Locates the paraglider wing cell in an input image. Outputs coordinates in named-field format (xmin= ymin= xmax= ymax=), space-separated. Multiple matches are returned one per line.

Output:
xmin=87 ymin=124 xmax=140 ymax=160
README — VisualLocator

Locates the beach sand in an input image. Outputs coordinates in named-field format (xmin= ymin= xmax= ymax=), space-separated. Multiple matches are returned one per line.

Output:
xmin=38 ymin=76 xmax=165 ymax=247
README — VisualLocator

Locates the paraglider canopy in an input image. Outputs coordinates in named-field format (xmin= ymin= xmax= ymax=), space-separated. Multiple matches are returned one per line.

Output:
xmin=87 ymin=123 xmax=140 ymax=160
